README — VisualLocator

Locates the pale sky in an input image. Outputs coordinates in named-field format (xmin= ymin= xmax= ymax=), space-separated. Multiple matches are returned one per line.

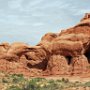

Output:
xmin=0 ymin=0 xmax=90 ymax=45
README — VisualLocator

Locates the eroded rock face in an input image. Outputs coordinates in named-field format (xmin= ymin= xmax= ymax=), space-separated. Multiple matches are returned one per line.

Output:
xmin=41 ymin=33 xmax=58 ymax=42
xmin=0 ymin=13 xmax=90 ymax=77
xmin=47 ymin=55 xmax=70 ymax=75
xmin=71 ymin=55 xmax=89 ymax=75
xmin=0 ymin=42 xmax=31 ymax=61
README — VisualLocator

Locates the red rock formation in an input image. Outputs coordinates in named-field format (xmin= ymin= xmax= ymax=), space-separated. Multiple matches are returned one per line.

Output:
xmin=41 ymin=32 xmax=58 ymax=42
xmin=0 ymin=13 xmax=90 ymax=77
xmin=47 ymin=55 xmax=70 ymax=75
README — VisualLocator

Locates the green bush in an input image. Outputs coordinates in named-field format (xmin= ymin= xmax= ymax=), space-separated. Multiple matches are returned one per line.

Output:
xmin=56 ymin=79 xmax=62 ymax=82
xmin=11 ymin=74 xmax=25 ymax=83
xmin=84 ymin=82 xmax=90 ymax=87
xmin=23 ymin=78 xmax=40 ymax=90
xmin=22 ymin=78 xmax=62 ymax=90
xmin=2 ymin=77 xmax=12 ymax=83
xmin=61 ymin=78 xmax=69 ymax=83
xmin=31 ymin=78 xmax=46 ymax=82
xmin=48 ymin=79 xmax=63 ymax=90
xmin=6 ymin=86 xmax=21 ymax=90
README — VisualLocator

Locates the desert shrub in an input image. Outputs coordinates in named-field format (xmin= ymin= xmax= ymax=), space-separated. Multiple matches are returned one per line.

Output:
xmin=48 ymin=79 xmax=55 ymax=84
xmin=31 ymin=78 xmax=46 ymax=82
xmin=11 ymin=74 xmax=24 ymax=80
xmin=22 ymin=78 xmax=43 ymax=90
xmin=23 ymin=81 xmax=38 ymax=90
xmin=11 ymin=74 xmax=25 ymax=83
xmin=84 ymin=82 xmax=90 ymax=87
xmin=2 ymin=78 xmax=9 ymax=83
xmin=6 ymin=85 xmax=21 ymax=90
xmin=2 ymin=77 xmax=12 ymax=83
xmin=56 ymin=79 xmax=62 ymax=82
xmin=72 ymin=81 xmax=82 ymax=87
xmin=47 ymin=79 xmax=63 ymax=90
xmin=61 ymin=78 xmax=69 ymax=83
xmin=22 ymin=78 xmax=62 ymax=90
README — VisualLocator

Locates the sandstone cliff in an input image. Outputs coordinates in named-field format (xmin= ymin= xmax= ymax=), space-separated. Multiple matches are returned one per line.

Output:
xmin=0 ymin=13 xmax=90 ymax=77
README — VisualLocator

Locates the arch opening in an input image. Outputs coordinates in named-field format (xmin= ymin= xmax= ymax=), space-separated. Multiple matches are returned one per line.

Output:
xmin=84 ymin=47 xmax=90 ymax=64
xmin=65 ymin=56 xmax=72 ymax=65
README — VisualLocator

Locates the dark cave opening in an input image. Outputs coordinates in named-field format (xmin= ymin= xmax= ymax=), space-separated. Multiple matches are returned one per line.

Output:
xmin=85 ymin=48 xmax=90 ymax=64
xmin=65 ymin=56 xmax=72 ymax=65
xmin=27 ymin=59 xmax=48 ymax=71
